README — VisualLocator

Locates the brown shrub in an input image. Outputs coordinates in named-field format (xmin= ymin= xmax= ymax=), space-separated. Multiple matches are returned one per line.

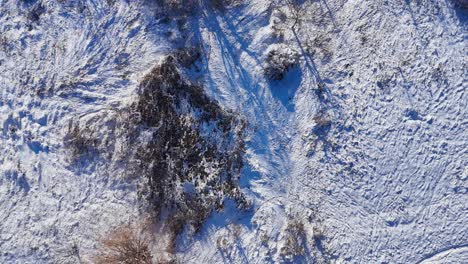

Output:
xmin=93 ymin=224 xmax=153 ymax=264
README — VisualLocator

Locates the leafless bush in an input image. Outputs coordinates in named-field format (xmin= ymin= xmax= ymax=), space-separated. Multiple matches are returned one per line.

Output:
xmin=64 ymin=122 xmax=99 ymax=161
xmin=92 ymin=224 xmax=153 ymax=264
xmin=280 ymin=219 xmax=307 ymax=261
xmin=284 ymin=0 xmax=306 ymax=31
xmin=264 ymin=44 xmax=299 ymax=80
xmin=269 ymin=0 xmax=306 ymax=39
xmin=49 ymin=240 xmax=83 ymax=263
xmin=305 ymin=34 xmax=333 ymax=63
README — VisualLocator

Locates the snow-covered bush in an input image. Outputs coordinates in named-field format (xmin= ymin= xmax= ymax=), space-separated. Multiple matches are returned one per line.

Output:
xmin=264 ymin=44 xmax=299 ymax=81
xmin=63 ymin=111 xmax=128 ymax=167
xmin=27 ymin=2 xmax=45 ymax=22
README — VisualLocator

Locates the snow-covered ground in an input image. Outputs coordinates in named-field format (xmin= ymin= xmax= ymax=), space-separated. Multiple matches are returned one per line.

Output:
xmin=0 ymin=1 xmax=167 ymax=262
xmin=1 ymin=0 xmax=467 ymax=263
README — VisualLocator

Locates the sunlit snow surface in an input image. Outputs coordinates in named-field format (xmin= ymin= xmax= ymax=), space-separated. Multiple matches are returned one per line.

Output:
xmin=1 ymin=0 xmax=467 ymax=263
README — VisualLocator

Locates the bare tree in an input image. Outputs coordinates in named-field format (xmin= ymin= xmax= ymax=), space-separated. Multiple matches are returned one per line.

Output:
xmin=284 ymin=0 xmax=306 ymax=32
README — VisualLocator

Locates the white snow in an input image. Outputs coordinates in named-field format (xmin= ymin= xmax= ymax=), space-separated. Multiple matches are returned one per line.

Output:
xmin=1 ymin=0 xmax=467 ymax=263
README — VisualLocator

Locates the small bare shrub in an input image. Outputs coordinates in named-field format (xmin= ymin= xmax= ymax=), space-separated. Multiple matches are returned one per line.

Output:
xmin=215 ymin=224 xmax=243 ymax=259
xmin=280 ymin=219 xmax=307 ymax=261
xmin=306 ymin=34 xmax=333 ymax=63
xmin=210 ymin=0 xmax=226 ymax=10
xmin=312 ymin=226 xmax=324 ymax=242
xmin=62 ymin=111 xmax=128 ymax=167
xmin=284 ymin=0 xmax=306 ymax=31
xmin=312 ymin=111 xmax=332 ymax=143
xmin=313 ymin=112 xmax=331 ymax=128
xmin=216 ymin=235 xmax=230 ymax=252
xmin=93 ymin=224 xmax=153 ymax=264
xmin=264 ymin=44 xmax=299 ymax=81
xmin=157 ymin=0 xmax=240 ymax=15
xmin=64 ymin=122 xmax=98 ymax=161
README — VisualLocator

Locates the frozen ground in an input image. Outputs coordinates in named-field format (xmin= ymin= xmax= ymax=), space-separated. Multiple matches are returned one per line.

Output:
xmin=0 ymin=0 xmax=467 ymax=263
xmin=0 ymin=1 xmax=167 ymax=262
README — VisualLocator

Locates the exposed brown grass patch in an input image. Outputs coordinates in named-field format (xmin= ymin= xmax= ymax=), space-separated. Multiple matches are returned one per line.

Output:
xmin=93 ymin=223 xmax=153 ymax=264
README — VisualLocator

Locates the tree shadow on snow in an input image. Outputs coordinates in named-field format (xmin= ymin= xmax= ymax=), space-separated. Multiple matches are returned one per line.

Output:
xmin=449 ymin=0 xmax=468 ymax=23
xmin=268 ymin=67 xmax=302 ymax=112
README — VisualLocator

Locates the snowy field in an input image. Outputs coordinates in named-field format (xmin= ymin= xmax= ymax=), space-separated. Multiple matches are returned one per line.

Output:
xmin=0 ymin=0 xmax=467 ymax=263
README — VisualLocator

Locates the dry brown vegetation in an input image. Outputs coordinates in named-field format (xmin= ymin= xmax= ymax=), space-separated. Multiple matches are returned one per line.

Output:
xmin=135 ymin=56 xmax=248 ymax=236
xmin=93 ymin=224 xmax=153 ymax=264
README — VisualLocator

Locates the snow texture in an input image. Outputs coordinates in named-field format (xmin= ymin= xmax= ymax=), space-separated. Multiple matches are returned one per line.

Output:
xmin=1 ymin=0 xmax=467 ymax=263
